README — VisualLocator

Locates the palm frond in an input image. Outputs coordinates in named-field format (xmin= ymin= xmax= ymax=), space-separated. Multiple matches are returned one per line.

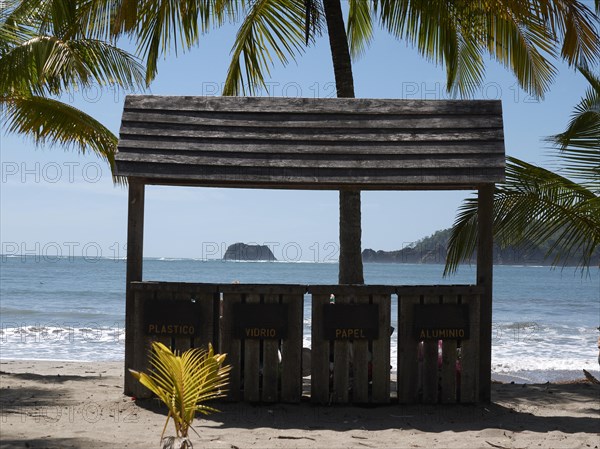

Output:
xmin=223 ymin=0 xmax=315 ymax=96
xmin=445 ymin=156 xmax=600 ymax=274
xmin=347 ymin=0 xmax=374 ymax=59
xmin=538 ymin=0 xmax=600 ymax=67
xmin=0 ymin=94 xmax=125 ymax=183
xmin=444 ymin=193 xmax=479 ymax=276
xmin=373 ymin=1 xmax=526 ymax=98
xmin=373 ymin=0 xmax=600 ymax=99
xmin=483 ymin=0 xmax=557 ymax=99
xmin=129 ymin=0 xmax=243 ymax=84
xmin=548 ymin=65 xmax=600 ymax=190
xmin=0 ymin=0 xmax=146 ymax=185
xmin=0 ymin=34 xmax=146 ymax=95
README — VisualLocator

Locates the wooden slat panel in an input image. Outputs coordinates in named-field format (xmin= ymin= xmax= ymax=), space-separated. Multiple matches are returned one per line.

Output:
xmin=311 ymin=294 xmax=330 ymax=404
xmin=352 ymin=294 xmax=369 ymax=404
xmin=460 ymin=294 xmax=481 ymax=403
xmin=119 ymin=124 xmax=504 ymax=143
xmin=243 ymin=294 xmax=261 ymax=402
xmin=148 ymin=290 xmax=175 ymax=353
xmin=125 ymin=96 xmax=502 ymax=115
xmin=131 ymin=290 xmax=153 ymax=399
xmin=395 ymin=285 xmax=483 ymax=296
xmin=118 ymin=139 xmax=505 ymax=155
xmin=116 ymin=151 xmax=503 ymax=170
xmin=172 ymin=291 xmax=193 ymax=354
xmin=421 ymin=295 xmax=440 ymax=404
xmin=440 ymin=295 xmax=458 ymax=404
xmin=280 ymin=293 xmax=303 ymax=403
xmin=192 ymin=292 xmax=216 ymax=351
xmin=220 ymin=292 xmax=242 ymax=401
xmin=115 ymin=164 xmax=506 ymax=187
xmin=332 ymin=293 xmax=350 ymax=404
xmin=218 ymin=284 xmax=306 ymax=295
xmin=371 ymin=294 xmax=391 ymax=403
xmin=309 ymin=285 xmax=396 ymax=296
xmin=261 ymin=294 xmax=280 ymax=403
xmin=122 ymin=110 xmax=503 ymax=129
xmin=397 ymin=295 xmax=420 ymax=404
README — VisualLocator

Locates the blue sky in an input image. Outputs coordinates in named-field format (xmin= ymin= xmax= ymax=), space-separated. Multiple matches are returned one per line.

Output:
xmin=0 ymin=18 xmax=588 ymax=261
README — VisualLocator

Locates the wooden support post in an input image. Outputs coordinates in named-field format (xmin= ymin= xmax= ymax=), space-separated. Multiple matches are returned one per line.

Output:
xmin=477 ymin=184 xmax=494 ymax=402
xmin=124 ymin=182 xmax=145 ymax=396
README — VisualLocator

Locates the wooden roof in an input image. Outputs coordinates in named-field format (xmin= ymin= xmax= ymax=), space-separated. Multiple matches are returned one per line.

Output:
xmin=115 ymin=96 xmax=505 ymax=190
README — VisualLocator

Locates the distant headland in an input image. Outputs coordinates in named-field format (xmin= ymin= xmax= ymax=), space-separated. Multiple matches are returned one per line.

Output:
xmin=362 ymin=228 xmax=599 ymax=266
xmin=223 ymin=243 xmax=277 ymax=261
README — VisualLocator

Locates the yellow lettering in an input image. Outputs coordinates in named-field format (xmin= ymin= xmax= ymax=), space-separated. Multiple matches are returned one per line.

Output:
xmin=243 ymin=328 xmax=278 ymax=338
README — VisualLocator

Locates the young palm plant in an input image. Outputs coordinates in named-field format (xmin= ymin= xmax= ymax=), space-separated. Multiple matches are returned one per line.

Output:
xmin=129 ymin=342 xmax=231 ymax=449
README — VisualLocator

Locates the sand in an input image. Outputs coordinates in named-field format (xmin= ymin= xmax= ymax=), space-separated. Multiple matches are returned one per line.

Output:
xmin=1 ymin=360 xmax=599 ymax=449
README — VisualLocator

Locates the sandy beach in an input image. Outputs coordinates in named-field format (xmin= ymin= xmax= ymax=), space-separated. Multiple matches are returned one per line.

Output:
xmin=1 ymin=360 xmax=599 ymax=449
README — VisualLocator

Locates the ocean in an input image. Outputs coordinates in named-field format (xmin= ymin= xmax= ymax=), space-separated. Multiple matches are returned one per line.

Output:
xmin=1 ymin=256 xmax=598 ymax=383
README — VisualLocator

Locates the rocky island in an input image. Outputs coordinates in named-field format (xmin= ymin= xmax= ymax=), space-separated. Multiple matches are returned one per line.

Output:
xmin=223 ymin=243 xmax=277 ymax=261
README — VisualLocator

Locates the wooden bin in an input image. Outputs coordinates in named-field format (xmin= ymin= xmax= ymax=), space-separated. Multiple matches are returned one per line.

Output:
xmin=128 ymin=282 xmax=219 ymax=399
xmin=219 ymin=284 xmax=305 ymax=403
xmin=310 ymin=285 xmax=393 ymax=404
xmin=397 ymin=285 xmax=481 ymax=404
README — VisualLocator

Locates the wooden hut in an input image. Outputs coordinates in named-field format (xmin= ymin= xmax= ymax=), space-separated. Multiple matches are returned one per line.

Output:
xmin=115 ymin=96 xmax=504 ymax=404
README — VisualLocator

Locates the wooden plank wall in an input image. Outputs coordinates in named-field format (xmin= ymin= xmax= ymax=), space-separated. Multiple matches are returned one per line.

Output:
xmin=309 ymin=286 xmax=392 ymax=404
xmin=219 ymin=284 xmax=305 ymax=403
xmin=126 ymin=282 xmax=483 ymax=404
xmin=115 ymin=96 xmax=505 ymax=190
xmin=397 ymin=286 xmax=482 ymax=404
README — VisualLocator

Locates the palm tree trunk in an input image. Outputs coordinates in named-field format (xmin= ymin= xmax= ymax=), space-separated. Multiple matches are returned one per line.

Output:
xmin=323 ymin=0 xmax=364 ymax=284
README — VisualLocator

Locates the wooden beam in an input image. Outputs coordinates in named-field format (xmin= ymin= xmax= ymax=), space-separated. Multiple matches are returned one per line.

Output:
xmin=124 ymin=182 xmax=145 ymax=396
xmin=476 ymin=184 xmax=494 ymax=402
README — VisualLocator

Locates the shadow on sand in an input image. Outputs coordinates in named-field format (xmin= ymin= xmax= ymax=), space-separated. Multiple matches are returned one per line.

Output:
xmin=132 ymin=383 xmax=600 ymax=435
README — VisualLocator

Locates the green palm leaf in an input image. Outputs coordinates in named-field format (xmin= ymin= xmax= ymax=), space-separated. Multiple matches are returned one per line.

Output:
xmin=372 ymin=0 xmax=569 ymax=98
xmin=347 ymin=0 xmax=373 ymax=59
xmin=445 ymin=156 xmax=600 ymax=274
xmin=223 ymin=0 xmax=321 ymax=96
xmin=0 ymin=34 xmax=145 ymax=95
xmin=549 ymin=65 xmax=600 ymax=190
xmin=0 ymin=0 xmax=146 ymax=182
xmin=1 ymin=94 xmax=117 ymax=162
xmin=117 ymin=0 xmax=242 ymax=84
